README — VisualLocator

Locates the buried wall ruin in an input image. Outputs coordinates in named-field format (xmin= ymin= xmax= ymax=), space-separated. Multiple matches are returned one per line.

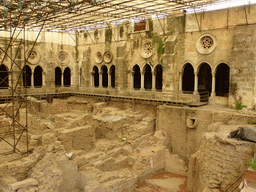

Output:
xmin=157 ymin=104 xmax=256 ymax=191
xmin=0 ymin=97 xmax=255 ymax=191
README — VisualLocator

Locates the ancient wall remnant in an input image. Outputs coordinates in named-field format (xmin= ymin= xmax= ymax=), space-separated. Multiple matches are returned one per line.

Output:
xmin=188 ymin=132 xmax=255 ymax=191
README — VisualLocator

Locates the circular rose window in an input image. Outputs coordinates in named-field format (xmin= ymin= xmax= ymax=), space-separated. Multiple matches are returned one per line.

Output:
xmin=103 ymin=51 xmax=112 ymax=63
xmin=26 ymin=48 xmax=40 ymax=64
xmin=57 ymin=51 xmax=69 ymax=65
xmin=95 ymin=52 xmax=103 ymax=64
xmin=28 ymin=50 xmax=37 ymax=60
xmin=196 ymin=34 xmax=217 ymax=54
xmin=140 ymin=39 xmax=152 ymax=58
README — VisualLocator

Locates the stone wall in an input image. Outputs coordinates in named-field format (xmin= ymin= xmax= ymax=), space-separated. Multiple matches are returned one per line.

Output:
xmin=2 ymin=4 xmax=256 ymax=107
xmin=156 ymin=105 xmax=256 ymax=162
xmin=188 ymin=132 xmax=255 ymax=192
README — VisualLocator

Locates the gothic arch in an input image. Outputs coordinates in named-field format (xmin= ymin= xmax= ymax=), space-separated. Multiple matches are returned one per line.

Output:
xmin=133 ymin=64 xmax=141 ymax=89
xmin=182 ymin=63 xmax=194 ymax=92
xmin=0 ymin=64 xmax=8 ymax=89
xmin=198 ymin=62 xmax=212 ymax=95
xmin=55 ymin=67 xmax=62 ymax=87
xmin=92 ymin=66 xmax=99 ymax=87
xmin=110 ymin=65 xmax=115 ymax=88
xmin=154 ymin=64 xmax=162 ymax=90
xmin=34 ymin=65 xmax=43 ymax=88
xmin=143 ymin=64 xmax=152 ymax=90
xmin=215 ymin=63 xmax=230 ymax=96
xmin=101 ymin=65 xmax=108 ymax=88
xmin=23 ymin=65 xmax=32 ymax=87
xmin=64 ymin=67 xmax=71 ymax=87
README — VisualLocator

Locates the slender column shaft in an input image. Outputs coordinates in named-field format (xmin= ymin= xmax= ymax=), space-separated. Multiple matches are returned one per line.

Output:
xmin=211 ymin=72 xmax=216 ymax=96
xmin=99 ymin=72 xmax=103 ymax=88
xmin=108 ymin=72 xmax=111 ymax=88
xmin=152 ymin=72 xmax=156 ymax=91
xmin=194 ymin=72 xmax=198 ymax=93
xmin=141 ymin=72 xmax=144 ymax=90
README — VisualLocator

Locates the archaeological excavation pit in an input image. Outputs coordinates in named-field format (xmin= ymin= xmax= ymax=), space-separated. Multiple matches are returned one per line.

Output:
xmin=0 ymin=95 xmax=256 ymax=192
xmin=1 ymin=0 xmax=256 ymax=191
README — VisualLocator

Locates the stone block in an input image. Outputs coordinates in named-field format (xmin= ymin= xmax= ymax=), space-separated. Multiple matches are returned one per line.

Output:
xmin=58 ymin=125 xmax=95 ymax=152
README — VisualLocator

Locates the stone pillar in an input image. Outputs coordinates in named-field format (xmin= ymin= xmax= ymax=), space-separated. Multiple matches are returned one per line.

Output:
xmin=70 ymin=72 xmax=73 ymax=86
xmin=31 ymin=72 xmax=34 ymax=87
xmin=179 ymin=72 xmax=183 ymax=92
xmin=152 ymin=71 xmax=156 ymax=91
xmin=211 ymin=71 xmax=216 ymax=96
xmin=141 ymin=71 xmax=144 ymax=90
xmin=108 ymin=72 xmax=111 ymax=88
xmin=99 ymin=72 xmax=103 ymax=88
xmin=194 ymin=72 xmax=198 ymax=94
xmin=42 ymin=72 xmax=45 ymax=87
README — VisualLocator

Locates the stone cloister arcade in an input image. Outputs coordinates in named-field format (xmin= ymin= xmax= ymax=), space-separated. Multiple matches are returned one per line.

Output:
xmin=91 ymin=65 xmax=116 ymax=89
xmin=0 ymin=65 xmax=73 ymax=89
xmin=131 ymin=64 xmax=163 ymax=91
xmin=180 ymin=62 xmax=230 ymax=97
xmin=0 ymin=61 xmax=230 ymax=99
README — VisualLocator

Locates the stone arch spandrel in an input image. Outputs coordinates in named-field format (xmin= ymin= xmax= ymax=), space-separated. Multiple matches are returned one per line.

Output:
xmin=195 ymin=61 xmax=213 ymax=74
xmin=213 ymin=61 xmax=230 ymax=73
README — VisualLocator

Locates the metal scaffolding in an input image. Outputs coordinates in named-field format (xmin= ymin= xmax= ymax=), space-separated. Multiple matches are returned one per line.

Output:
xmin=0 ymin=0 xmax=231 ymax=156
xmin=0 ymin=0 xmax=229 ymax=32
xmin=0 ymin=6 xmax=47 ymax=156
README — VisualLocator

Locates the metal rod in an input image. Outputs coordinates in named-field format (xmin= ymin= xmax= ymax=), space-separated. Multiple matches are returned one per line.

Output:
xmin=157 ymin=15 xmax=165 ymax=35
xmin=24 ymin=25 xmax=28 ymax=157
xmin=227 ymin=8 xmax=229 ymax=29
xmin=194 ymin=8 xmax=201 ymax=32
xmin=244 ymin=4 xmax=248 ymax=25
xmin=85 ymin=29 xmax=95 ymax=44
xmin=10 ymin=28 xmax=16 ymax=153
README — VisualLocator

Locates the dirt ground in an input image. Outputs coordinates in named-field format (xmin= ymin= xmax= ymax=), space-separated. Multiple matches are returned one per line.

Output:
xmin=136 ymin=172 xmax=190 ymax=192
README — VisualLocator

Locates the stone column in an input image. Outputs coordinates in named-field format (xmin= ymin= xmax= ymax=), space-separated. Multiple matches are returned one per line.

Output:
xmin=152 ymin=71 xmax=156 ymax=91
xmin=179 ymin=72 xmax=183 ymax=92
xmin=31 ymin=72 xmax=34 ymax=87
xmin=42 ymin=72 xmax=45 ymax=87
xmin=108 ymin=72 xmax=111 ymax=88
xmin=141 ymin=71 xmax=145 ymax=91
xmin=211 ymin=71 xmax=216 ymax=96
xmin=70 ymin=72 xmax=73 ymax=86
xmin=99 ymin=72 xmax=103 ymax=88
xmin=194 ymin=72 xmax=198 ymax=94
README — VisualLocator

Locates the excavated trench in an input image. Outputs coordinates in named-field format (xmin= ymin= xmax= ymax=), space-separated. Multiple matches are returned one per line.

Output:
xmin=1 ymin=96 xmax=256 ymax=192
xmin=0 ymin=96 xmax=187 ymax=192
